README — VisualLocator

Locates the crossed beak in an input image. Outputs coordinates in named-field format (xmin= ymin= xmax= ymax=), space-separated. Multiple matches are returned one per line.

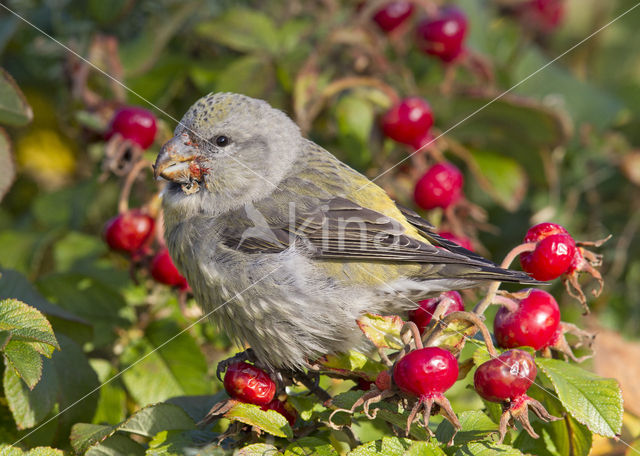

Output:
xmin=154 ymin=134 xmax=199 ymax=184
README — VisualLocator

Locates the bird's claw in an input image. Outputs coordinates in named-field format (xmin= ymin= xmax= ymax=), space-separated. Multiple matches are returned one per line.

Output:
xmin=216 ymin=348 xmax=257 ymax=381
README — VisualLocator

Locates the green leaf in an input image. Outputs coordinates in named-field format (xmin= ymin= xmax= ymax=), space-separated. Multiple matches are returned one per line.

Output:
xmin=165 ymin=392 xmax=228 ymax=423
xmin=284 ymin=437 xmax=337 ymax=456
xmin=195 ymin=8 xmax=280 ymax=54
xmin=453 ymin=442 xmax=524 ymax=455
xmin=318 ymin=350 xmax=387 ymax=381
xmin=71 ymin=403 xmax=195 ymax=454
xmin=373 ymin=404 xmax=431 ymax=441
xmin=224 ymin=402 xmax=293 ymax=439
xmin=69 ymin=423 xmax=114 ymax=455
xmin=513 ymin=385 xmax=592 ymax=456
xmin=435 ymin=410 xmax=499 ymax=446
xmin=36 ymin=273 xmax=128 ymax=348
xmin=4 ymin=340 xmax=43 ymax=388
xmin=0 ymin=444 xmax=64 ymax=455
xmin=86 ymin=434 xmax=145 ymax=456
xmin=0 ymin=68 xmax=33 ymax=126
xmin=403 ymin=441 xmax=446 ymax=456
xmin=347 ymin=436 xmax=413 ymax=456
xmin=237 ymin=443 xmax=282 ymax=456
xmin=536 ymin=358 xmax=623 ymax=437
xmin=0 ymin=127 xmax=14 ymax=202
xmin=147 ymin=429 xmax=219 ymax=456
xmin=0 ymin=299 xmax=59 ymax=352
xmin=468 ymin=150 xmax=528 ymax=211
xmin=356 ymin=313 xmax=404 ymax=350
xmin=3 ymin=360 xmax=58 ymax=429
xmin=121 ymin=320 xmax=211 ymax=406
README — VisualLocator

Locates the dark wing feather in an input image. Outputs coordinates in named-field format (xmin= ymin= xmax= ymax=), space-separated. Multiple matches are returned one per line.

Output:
xmin=220 ymin=196 xmax=537 ymax=285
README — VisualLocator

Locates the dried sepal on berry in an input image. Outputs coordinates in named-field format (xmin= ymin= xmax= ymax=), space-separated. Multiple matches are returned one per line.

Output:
xmin=497 ymin=394 xmax=560 ymax=443
xmin=563 ymin=236 xmax=611 ymax=314
xmin=542 ymin=322 xmax=596 ymax=363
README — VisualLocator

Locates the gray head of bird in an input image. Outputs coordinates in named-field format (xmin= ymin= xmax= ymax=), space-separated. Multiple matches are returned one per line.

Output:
xmin=154 ymin=93 xmax=302 ymax=217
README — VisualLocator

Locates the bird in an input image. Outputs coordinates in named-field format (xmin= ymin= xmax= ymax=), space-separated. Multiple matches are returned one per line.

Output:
xmin=153 ymin=92 xmax=536 ymax=371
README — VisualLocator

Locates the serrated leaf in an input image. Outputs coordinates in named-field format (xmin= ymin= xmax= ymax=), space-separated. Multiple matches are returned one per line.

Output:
xmin=0 ymin=299 xmax=59 ymax=352
xmin=454 ymin=442 xmax=524 ymax=455
xmin=195 ymin=8 xmax=280 ymax=54
xmin=3 ymin=361 xmax=57 ymax=429
xmin=357 ymin=313 xmax=404 ymax=349
xmin=0 ymin=329 xmax=10 ymax=349
xmin=285 ymin=437 xmax=337 ymax=456
xmin=4 ymin=340 xmax=43 ymax=388
xmin=468 ymin=150 xmax=528 ymax=211
xmin=347 ymin=436 xmax=413 ymax=456
xmin=70 ymin=423 xmax=114 ymax=455
xmin=536 ymin=358 xmax=623 ymax=437
xmin=0 ymin=127 xmax=14 ymax=202
xmin=373 ymin=404 xmax=431 ymax=441
xmin=435 ymin=410 xmax=499 ymax=446
xmin=428 ymin=318 xmax=477 ymax=354
xmin=237 ymin=443 xmax=282 ymax=456
xmin=224 ymin=402 xmax=293 ymax=439
xmin=0 ymin=68 xmax=33 ymax=126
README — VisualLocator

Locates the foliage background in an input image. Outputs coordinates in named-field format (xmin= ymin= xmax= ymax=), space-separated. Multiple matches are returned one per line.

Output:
xmin=1 ymin=0 xmax=640 ymax=454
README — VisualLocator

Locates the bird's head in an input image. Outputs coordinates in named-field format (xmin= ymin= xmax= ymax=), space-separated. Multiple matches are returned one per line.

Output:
xmin=154 ymin=93 xmax=302 ymax=217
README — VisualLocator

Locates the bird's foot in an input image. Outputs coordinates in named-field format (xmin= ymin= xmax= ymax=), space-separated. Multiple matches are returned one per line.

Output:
xmin=216 ymin=348 xmax=258 ymax=381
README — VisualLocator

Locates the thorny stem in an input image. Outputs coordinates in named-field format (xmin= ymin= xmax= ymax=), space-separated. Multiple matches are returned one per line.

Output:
xmin=473 ymin=242 xmax=537 ymax=315
xmin=423 ymin=311 xmax=498 ymax=358
xmin=118 ymin=159 xmax=151 ymax=214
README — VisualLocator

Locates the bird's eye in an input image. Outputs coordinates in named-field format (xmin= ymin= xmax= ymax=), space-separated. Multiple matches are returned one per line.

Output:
xmin=215 ymin=135 xmax=231 ymax=147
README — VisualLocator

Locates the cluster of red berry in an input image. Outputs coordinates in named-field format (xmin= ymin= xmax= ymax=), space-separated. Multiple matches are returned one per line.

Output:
xmin=102 ymin=107 xmax=188 ymax=291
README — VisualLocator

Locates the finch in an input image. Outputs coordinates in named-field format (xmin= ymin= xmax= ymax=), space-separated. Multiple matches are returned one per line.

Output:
xmin=154 ymin=92 xmax=535 ymax=370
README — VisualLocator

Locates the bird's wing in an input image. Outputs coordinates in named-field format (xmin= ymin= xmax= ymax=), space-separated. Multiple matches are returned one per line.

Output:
xmin=217 ymin=140 xmax=535 ymax=284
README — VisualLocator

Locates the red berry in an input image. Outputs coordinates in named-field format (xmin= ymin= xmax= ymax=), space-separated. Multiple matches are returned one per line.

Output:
xmin=393 ymin=347 xmax=458 ymax=398
xmin=416 ymin=7 xmax=468 ymax=62
xmin=414 ymin=162 xmax=463 ymax=210
xmin=494 ymin=289 xmax=560 ymax=350
xmin=523 ymin=222 xmax=569 ymax=242
xmin=223 ymin=362 xmax=276 ymax=406
xmin=409 ymin=131 xmax=435 ymax=151
xmin=106 ymin=106 xmax=157 ymax=149
xmin=103 ymin=210 xmax=155 ymax=254
xmin=409 ymin=291 xmax=464 ymax=333
xmin=438 ymin=231 xmax=474 ymax=251
xmin=261 ymin=399 xmax=297 ymax=426
xmin=150 ymin=248 xmax=188 ymax=289
xmin=381 ymin=97 xmax=434 ymax=146
xmin=519 ymin=0 xmax=565 ymax=32
xmin=520 ymin=223 xmax=576 ymax=281
xmin=474 ymin=349 xmax=537 ymax=403
xmin=372 ymin=2 xmax=415 ymax=32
